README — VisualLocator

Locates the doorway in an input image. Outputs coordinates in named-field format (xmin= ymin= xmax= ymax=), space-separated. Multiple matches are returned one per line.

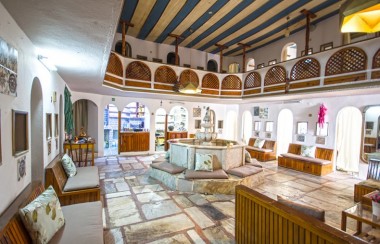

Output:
xmin=277 ymin=109 xmax=293 ymax=156
xmin=242 ymin=111 xmax=253 ymax=144
xmin=335 ymin=106 xmax=362 ymax=172
xmin=30 ymin=77 xmax=44 ymax=182
xmin=155 ymin=108 xmax=166 ymax=151
xmin=103 ymin=104 xmax=118 ymax=156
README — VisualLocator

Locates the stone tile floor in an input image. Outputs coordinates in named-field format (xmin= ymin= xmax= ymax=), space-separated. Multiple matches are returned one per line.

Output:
xmin=97 ymin=155 xmax=375 ymax=243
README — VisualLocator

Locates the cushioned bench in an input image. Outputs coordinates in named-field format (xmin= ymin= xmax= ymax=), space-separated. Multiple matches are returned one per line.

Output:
xmin=278 ymin=143 xmax=333 ymax=176
xmin=0 ymin=182 xmax=103 ymax=244
xmin=354 ymin=158 xmax=380 ymax=202
xmin=151 ymin=161 xmax=186 ymax=174
xmin=226 ymin=165 xmax=263 ymax=178
xmin=246 ymin=138 xmax=277 ymax=161
xmin=45 ymin=154 xmax=100 ymax=206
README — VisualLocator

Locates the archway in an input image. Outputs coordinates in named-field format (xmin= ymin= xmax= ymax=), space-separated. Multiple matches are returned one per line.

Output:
xmin=241 ymin=111 xmax=253 ymax=144
xmin=168 ymin=106 xmax=188 ymax=131
xmin=335 ymin=106 xmax=362 ymax=172
xmin=225 ymin=110 xmax=237 ymax=140
xmin=281 ymin=42 xmax=297 ymax=61
xmin=277 ymin=109 xmax=293 ymax=156
xmin=207 ymin=59 xmax=218 ymax=72
xmin=167 ymin=52 xmax=179 ymax=65
xmin=73 ymin=99 xmax=98 ymax=145
xmin=115 ymin=41 xmax=132 ymax=57
xmin=246 ymin=58 xmax=255 ymax=71
xmin=155 ymin=108 xmax=166 ymax=151
xmin=30 ymin=77 xmax=44 ymax=182
xmin=103 ymin=104 xmax=118 ymax=156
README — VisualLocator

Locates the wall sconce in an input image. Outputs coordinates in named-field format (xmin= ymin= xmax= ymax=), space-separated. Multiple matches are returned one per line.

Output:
xmin=38 ymin=55 xmax=57 ymax=71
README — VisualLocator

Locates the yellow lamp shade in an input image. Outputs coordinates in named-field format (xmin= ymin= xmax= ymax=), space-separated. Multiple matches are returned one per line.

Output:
xmin=341 ymin=3 xmax=380 ymax=33
xmin=179 ymin=82 xmax=202 ymax=94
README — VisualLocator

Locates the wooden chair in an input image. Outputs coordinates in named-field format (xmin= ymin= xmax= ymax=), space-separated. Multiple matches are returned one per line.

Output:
xmin=354 ymin=158 xmax=380 ymax=202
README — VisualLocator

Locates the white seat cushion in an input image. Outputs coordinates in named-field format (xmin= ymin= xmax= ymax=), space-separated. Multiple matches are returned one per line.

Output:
xmin=63 ymin=166 xmax=99 ymax=192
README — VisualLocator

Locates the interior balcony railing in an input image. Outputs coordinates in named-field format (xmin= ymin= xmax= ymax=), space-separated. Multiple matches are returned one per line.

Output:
xmin=103 ymin=37 xmax=380 ymax=99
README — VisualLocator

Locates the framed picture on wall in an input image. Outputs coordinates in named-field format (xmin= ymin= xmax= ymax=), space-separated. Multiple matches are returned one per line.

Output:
xmin=254 ymin=131 xmax=260 ymax=137
xmin=297 ymin=134 xmax=305 ymax=142
xmin=268 ymin=59 xmax=277 ymax=65
xmin=195 ymin=119 xmax=201 ymax=129
xmin=316 ymin=136 xmax=326 ymax=145
xmin=253 ymin=106 xmax=260 ymax=116
xmin=193 ymin=107 xmax=201 ymax=117
xmin=254 ymin=121 xmax=261 ymax=131
xmin=265 ymin=121 xmax=274 ymax=132
xmin=320 ymin=42 xmax=333 ymax=51
xmin=257 ymin=63 xmax=265 ymax=69
xmin=265 ymin=133 xmax=272 ymax=139
xmin=316 ymin=122 xmax=328 ymax=137
xmin=301 ymin=48 xmax=313 ymax=56
xmin=297 ymin=122 xmax=308 ymax=134
xmin=259 ymin=108 xmax=268 ymax=119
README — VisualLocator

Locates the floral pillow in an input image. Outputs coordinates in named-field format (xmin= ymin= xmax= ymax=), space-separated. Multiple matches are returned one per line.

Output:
xmin=19 ymin=186 xmax=65 ymax=244
xmin=245 ymin=150 xmax=252 ymax=163
xmin=61 ymin=154 xmax=77 ymax=177
xmin=301 ymin=145 xmax=316 ymax=158
xmin=195 ymin=153 xmax=213 ymax=171
xmin=253 ymin=139 xmax=265 ymax=149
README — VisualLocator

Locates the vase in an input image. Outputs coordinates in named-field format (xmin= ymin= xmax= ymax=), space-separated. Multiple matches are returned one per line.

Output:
xmin=372 ymin=201 xmax=380 ymax=217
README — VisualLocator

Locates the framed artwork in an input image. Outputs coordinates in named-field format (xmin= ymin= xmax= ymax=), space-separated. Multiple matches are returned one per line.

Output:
xmin=193 ymin=107 xmax=201 ymax=117
xmin=268 ymin=59 xmax=277 ymax=65
xmin=253 ymin=106 xmax=260 ymax=116
xmin=316 ymin=136 xmax=326 ymax=145
xmin=17 ymin=156 xmax=26 ymax=181
xmin=301 ymin=48 xmax=313 ymax=56
xmin=297 ymin=134 xmax=305 ymax=142
xmin=254 ymin=121 xmax=261 ymax=131
xmin=254 ymin=131 xmax=260 ymax=137
xmin=257 ymin=63 xmax=265 ymax=69
xmin=265 ymin=121 xmax=274 ymax=132
xmin=12 ymin=110 xmax=29 ymax=156
xmin=320 ymin=42 xmax=333 ymax=51
xmin=316 ymin=122 xmax=328 ymax=137
xmin=366 ymin=121 xmax=374 ymax=130
xmin=218 ymin=129 xmax=223 ymax=134
xmin=218 ymin=120 xmax=223 ymax=129
xmin=48 ymin=141 xmax=52 ymax=155
xmin=0 ymin=37 xmax=18 ymax=97
xmin=259 ymin=108 xmax=268 ymax=119
xmin=297 ymin=122 xmax=308 ymax=134
xmin=265 ymin=132 xmax=272 ymax=139
xmin=195 ymin=119 xmax=201 ymax=129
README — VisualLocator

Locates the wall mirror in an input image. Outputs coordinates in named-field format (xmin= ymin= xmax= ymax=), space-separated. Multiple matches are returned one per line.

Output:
xmin=254 ymin=121 xmax=261 ymax=131
xmin=297 ymin=122 xmax=308 ymax=134
xmin=12 ymin=110 xmax=29 ymax=156
xmin=362 ymin=105 xmax=380 ymax=162
xmin=316 ymin=122 xmax=328 ymax=137
xmin=265 ymin=121 xmax=274 ymax=132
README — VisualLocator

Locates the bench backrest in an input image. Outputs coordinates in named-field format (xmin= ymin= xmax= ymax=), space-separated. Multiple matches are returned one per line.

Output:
xmin=248 ymin=138 xmax=277 ymax=151
xmin=0 ymin=182 xmax=44 ymax=243
xmin=367 ymin=158 xmax=380 ymax=180
xmin=235 ymin=185 xmax=366 ymax=244
xmin=288 ymin=143 xmax=333 ymax=161
xmin=45 ymin=155 xmax=67 ymax=194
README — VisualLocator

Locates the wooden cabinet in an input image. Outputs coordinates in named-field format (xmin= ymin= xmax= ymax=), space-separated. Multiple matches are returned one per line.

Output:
xmin=119 ymin=132 xmax=149 ymax=152
xmin=165 ymin=131 xmax=188 ymax=150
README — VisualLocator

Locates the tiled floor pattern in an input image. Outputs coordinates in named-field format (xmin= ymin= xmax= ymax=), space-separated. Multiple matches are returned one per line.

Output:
xmin=97 ymin=155 xmax=370 ymax=243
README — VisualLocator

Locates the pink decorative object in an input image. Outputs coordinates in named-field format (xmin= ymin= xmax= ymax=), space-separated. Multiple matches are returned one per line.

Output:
xmin=318 ymin=104 xmax=327 ymax=128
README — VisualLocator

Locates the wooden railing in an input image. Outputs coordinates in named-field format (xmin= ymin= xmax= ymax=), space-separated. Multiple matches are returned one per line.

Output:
xmin=235 ymin=185 xmax=365 ymax=244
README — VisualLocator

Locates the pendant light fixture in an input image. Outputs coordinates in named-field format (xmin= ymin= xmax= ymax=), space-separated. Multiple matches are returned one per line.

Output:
xmin=341 ymin=0 xmax=380 ymax=33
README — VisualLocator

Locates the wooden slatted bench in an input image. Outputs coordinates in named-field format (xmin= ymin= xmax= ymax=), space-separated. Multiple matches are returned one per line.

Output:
xmin=246 ymin=138 xmax=277 ymax=161
xmin=278 ymin=143 xmax=333 ymax=176
xmin=45 ymin=154 xmax=100 ymax=206
xmin=354 ymin=158 xmax=380 ymax=202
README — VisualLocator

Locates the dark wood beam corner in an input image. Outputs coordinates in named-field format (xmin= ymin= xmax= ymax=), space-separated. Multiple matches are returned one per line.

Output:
xmin=215 ymin=44 xmax=228 ymax=50
xmin=168 ymin=33 xmax=184 ymax=39
xmin=119 ymin=20 xmax=134 ymax=27
xmin=238 ymin=43 xmax=251 ymax=48
xmin=300 ymin=9 xmax=316 ymax=19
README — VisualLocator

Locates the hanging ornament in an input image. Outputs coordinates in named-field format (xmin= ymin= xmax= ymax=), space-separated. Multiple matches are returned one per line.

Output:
xmin=318 ymin=103 xmax=327 ymax=128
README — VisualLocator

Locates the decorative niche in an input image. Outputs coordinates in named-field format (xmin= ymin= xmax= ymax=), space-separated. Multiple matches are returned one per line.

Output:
xmin=265 ymin=121 xmax=274 ymax=132
xmin=297 ymin=122 xmax=308 ymax=134
xmin=54 ymin=114 xmax=59 ymax=137
xmin=12 ymin=110 xmax=29 ymax=156
xmin=254 ymin=121 xmax=261 ymax=131
xmin=46 ymin=113 xmax=52 ymax=140
xmin=218 ymin=120 xmax=223 ymax=129
xmin=195 ymin=119 xmax=201 ymax=129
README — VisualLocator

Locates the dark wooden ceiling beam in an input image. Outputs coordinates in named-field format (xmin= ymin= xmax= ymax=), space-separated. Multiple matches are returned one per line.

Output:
xmin=238 ymin=43 xmax=251 ymax=73
xmin=120 ymin=20 xmax=134 ymax=56
xmin=169 ymin=34 xmax=184 ymax=65
xmin=215 ymin=44 xmax=228 ymax=73
xmin=301 ymin=9 xmax=316 ymax=55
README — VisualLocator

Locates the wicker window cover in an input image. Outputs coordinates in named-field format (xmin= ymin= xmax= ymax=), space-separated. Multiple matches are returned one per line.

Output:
xmin=264 ymin=66 xmax=286 ymax=86
xmin=373 ymin=48 xmax=380 ymax=69
xmin=202 ymin=73 xmax=220 ymax=89
xmin=154 ymin=66 xmax=177 ymax=84
xmin=325 ymin=47 xmax=367 ymax=76
xmin=290 ymin=58 xmax=320 ymax=81
xmin=179 ymin=69 xmax=199 ymax=87
xmin=125 ymin=61 xmax=151 ymax=81
xmin=221 ymin=75 xmax=242 ymax=90
xmin=244 ymin=72 xmax=261 ymax=88
xmin=106 ymin=53 xmax=123 ymax=77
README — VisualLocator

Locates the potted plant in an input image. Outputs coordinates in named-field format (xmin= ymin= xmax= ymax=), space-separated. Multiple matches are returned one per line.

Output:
xmin=370 ymin=191 xmax=380 ymax=217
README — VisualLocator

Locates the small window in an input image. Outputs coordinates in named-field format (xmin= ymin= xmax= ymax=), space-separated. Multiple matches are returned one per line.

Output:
xmin=207 ymin=59 xmax=218 ymax=72
xmin=115 ymin=41 xmax=132 ymax=57
xmin=281 ymin=42 xmax=297 ymax=61
xmin=246 ymin=58 xmax=255 ymax=71
xmin=167 ymin=52 xmax=180 ymax=65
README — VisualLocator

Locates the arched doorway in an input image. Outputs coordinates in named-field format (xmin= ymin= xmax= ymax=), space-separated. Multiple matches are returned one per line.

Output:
xmin=242 ymin=111 xmax=253 ymax=144
xmin=335 ymin=106 xmax=362 ymax=172
xmin=155 ymin=108 xmax=166 ymax=151
xmin=207 ymin=59 xmax=218 ymax=72
xmin=167 ymin=52 xmax=179 ymax=65
xmin=281 ymin=42 xmax=297 ymax=61
xmin=168 ymin=106 xmax=188 ymax=131
xmin=115 ymin=41 xmax=132 ymax=57
xmin=30 ymin=77 xmax=44 ymax=182
xmin=73 ymin=99 xmax=98 ymax=151
xmin=246 ymin=58 xmax=255 ymax=71
xmin=225 ymin=110 xmax=237 ymax=140
xmin=103 ymin=104 xmax=118 ymax=156
xmin=277 ymin=109 xmax=293 ymax=156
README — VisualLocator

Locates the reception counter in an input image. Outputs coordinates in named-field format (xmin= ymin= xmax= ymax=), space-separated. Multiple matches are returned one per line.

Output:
xmin=119 ymin=131 xmax=149 ymax=152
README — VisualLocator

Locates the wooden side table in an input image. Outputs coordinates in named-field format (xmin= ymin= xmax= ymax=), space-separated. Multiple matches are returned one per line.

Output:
xmin=341 ymin=203 xmax=380 ymax=235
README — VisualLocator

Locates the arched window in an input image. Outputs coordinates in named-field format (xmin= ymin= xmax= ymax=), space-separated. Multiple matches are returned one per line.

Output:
xmin=281 ymin=42 xmax=297 ymax=61
xmin=115 ymin=41 xmax=132 ymax=57
xmin=207 ymin=59 xmax=218 ymax=72
xmin=246 ymin=58 xmax=255 ymax=71
xmin=228 ymin=63 xmax=240 ymax=73
xmin=167 ymin=52 xmax=180 ymax=65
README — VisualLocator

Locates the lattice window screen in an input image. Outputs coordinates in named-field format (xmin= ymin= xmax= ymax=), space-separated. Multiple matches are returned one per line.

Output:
xmin=179 ymin=69 xmax=199 ymax=87
xmin=125 ymin=61 xmax=151 ymax=81
xmin=373 ymin=48 xmax=380 ymax=69
xmin=325 ymin=47 xmax=367 ymax=76
xmin=264 ymin=66 xmax=286 ymax=86
xmin=221 ymin=75 xmax=242 ymax=90
xmin=202 ymin=73 xmax=220 ymax=89
xmin=290 ymin=58 xmax=320 ymax=81
xmin=244 ymin=72 xmax=261 ymax=88
xmin=106 ymin=53 xmax=123 ymax=77
xmin=155 ymin=66 xmax=177 ymax=84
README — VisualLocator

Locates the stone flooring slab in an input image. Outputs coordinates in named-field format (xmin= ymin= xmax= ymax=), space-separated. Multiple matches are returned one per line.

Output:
xmin=203 ymin=226 xmax=234 ymax=244
xmin=211 ymin=202 xmax=235 ymax=218
xmin=172 ymin=195 xmax=194 ymax=208
xmin=187 ymin=229 xmax=206 ymax=244
xmin=184 ymin=207 xmax=215 ymax=229
xmin=221 ymin=218 xmax=235 ymax=236
xmin=188 ymin=194 xmax=208 ymax=205
xmin=104 ymin=228 xmax=124 ymax=244
xmin=105 ymin=191 xmax=131 ymax=199
xmin=107 ymin=196 xmax=142 ymax=227
xmin=142 ymin=200 xmax=182 ymax=220
xmin=132 ymin=184 xmax=163 ymax=194
xmin=146 ymin=234 xmax=191 ymax=244
xmin=199 ymin=204 xmax=227 ymax=221
xmin=136 ymin=191 xmax=170 ymax=203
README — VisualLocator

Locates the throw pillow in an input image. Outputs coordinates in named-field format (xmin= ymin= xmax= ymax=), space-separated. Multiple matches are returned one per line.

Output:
xmin=253 ymin=139 xmax=265 ymax=149
xmin=61 ymin=154 xmax=77 ymax=177
xmin=245 ymin=150 xmax=252 ymax=163
xmin=277 ymin=196 xmax=325 ymax=222
xmin=19 ymin=186 xmax=65 ymax=243
xmin=301 ymin=145 xmax=316 ymax=158
xmin=195 ymin=153 xmax=213 ymax=171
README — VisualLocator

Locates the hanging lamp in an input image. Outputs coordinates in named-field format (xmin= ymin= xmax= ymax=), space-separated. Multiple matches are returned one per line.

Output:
xmin=341 ymin=0 xmax=380 ymax=33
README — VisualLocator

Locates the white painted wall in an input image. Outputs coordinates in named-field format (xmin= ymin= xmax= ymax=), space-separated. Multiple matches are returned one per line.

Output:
xmin=0 ymin=3 xmax=67 ymax=214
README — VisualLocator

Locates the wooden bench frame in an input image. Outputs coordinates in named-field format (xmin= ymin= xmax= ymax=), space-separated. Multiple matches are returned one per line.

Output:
xmin=45 ymin=155 xmax=100 ymax=206
xmin=235 ymin=185 xmax=366 ymax=243
xmin=278 ymin=143 xmax=333 ymax=176
xmin=354 ymin=158 xmax=380 ymax=202
xmin=246 ymin=138 xmax=277 ymax=161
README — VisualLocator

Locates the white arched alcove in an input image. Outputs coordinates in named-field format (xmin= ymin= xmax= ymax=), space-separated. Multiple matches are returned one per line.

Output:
xmin=241 ymin=110 xmax=253 ymax=144
xmin=155 ymin=108 xmax=166 ymax=151
xmin=281 ymin=42 xmax=297 ymax=61
xmin=246 ymin=58 xmax=255 ymax=71
xmin=277 ymin=109 xmax=293 ymax=156
xmin=225 ymin=110 xmax=237 ymax=140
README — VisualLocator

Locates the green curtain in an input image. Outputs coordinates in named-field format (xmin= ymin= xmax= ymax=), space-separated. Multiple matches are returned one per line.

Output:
xmin=64 ymin=86 xmax=74 ymax=136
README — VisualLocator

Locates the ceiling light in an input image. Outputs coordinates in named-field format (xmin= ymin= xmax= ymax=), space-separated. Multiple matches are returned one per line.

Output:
xmin=179 ymin=82 xmax=202 ymax=94
xmin=38 ymin=55 xmax=57 ymax=71
xmin=341 ymin=0 xmax=380 ymax=33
